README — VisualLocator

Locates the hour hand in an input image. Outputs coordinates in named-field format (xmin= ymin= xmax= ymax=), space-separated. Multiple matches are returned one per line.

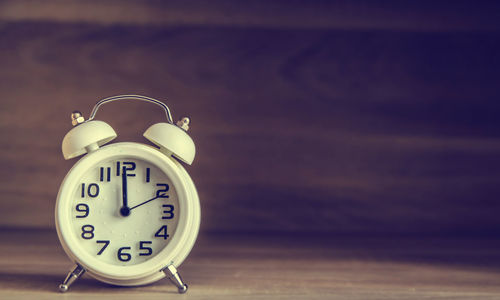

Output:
xmin=120 ymin=167 xmax=131 ymax=217
xmin=129 ymin=195 xmax=159 ymax=211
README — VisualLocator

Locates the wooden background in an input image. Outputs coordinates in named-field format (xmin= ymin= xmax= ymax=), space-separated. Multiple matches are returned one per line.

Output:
xmin=1 ymin=0 xmax=500 ymax=238
xmin=3 ymin=1 xmax=500 ymax=299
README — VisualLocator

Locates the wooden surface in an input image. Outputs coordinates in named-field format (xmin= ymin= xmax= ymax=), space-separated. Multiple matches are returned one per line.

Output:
xmin=1 ymin=229 xmax=500 ymax=299
xmin=1 ymin=2 xmax=500 ymax=235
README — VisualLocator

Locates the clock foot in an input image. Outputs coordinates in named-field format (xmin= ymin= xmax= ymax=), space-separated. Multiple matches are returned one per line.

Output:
xmin=163 ymin=264 xmax=188 ymax=294
xmin=59 ymin=263 xmax=85 ymax=292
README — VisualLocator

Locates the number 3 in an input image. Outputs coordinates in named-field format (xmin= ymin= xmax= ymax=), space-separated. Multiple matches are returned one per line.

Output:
xmin=162 ymin=204 xmax=174 ymax=219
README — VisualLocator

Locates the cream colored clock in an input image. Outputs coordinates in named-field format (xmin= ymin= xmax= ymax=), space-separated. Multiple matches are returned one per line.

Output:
xmin=55 ymin=95 xmax=200 ymax=293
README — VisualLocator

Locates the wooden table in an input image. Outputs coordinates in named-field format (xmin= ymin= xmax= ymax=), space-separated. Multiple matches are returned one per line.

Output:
xmin=1 ymin=228 xmax=500 ymax=299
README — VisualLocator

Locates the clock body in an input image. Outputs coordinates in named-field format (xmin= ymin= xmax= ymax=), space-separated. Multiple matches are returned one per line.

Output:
xmin=55 ymin=142 xmax=200 ymax=286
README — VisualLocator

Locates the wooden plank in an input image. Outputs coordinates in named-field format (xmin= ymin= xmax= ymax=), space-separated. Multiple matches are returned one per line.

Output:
xmin=0 ymin=0 xmax=499 ymax=32
xmin=0 ymin=23 xmax=500 ymax=234
xmin=2 ymin=229 xmax=500 ymax=299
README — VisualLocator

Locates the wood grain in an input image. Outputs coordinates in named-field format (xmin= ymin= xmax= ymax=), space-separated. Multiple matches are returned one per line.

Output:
xmin=0 ymin=3 xmax=500 ymax=235
xmin=1 ymin=0 xmax=499 ymax=31
xmin=2 ymin=229 xmax=500 ymax=299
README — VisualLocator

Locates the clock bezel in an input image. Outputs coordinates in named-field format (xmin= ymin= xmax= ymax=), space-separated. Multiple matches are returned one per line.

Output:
xmin=56 ymin=142 xmax=200 ymax=284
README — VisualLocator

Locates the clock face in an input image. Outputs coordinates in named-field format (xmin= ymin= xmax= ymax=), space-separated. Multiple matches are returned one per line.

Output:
xmin=70 ymin=157 xmax=179 ymax=266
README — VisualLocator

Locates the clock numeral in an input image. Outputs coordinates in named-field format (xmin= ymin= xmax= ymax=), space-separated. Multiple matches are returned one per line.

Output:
xmin=139 ymin=241 xmax=153 ymax=256
xmin=156 ymin=184 xmax=169 ymax=198
xmin=99 ymin=167 xmax=111 ymax=182
xmin=116 ymin=161 xmax=136 ymax=177
xmin=96 ymin=240 xmax=110 ymax=255
xmin=154 ymin=225 xmax=170 ymax=240
xmin=146 ymin=168 xmax=151 ymax=183
xmin=81 ymin=183 xmax=99 ymax=198
xmin=117 ymin=247 xmax=132 ymax=262
xmin=81 ymin=225 xmax=95 ymax=239
xmin=75 ymin=203 xmax=89 ymax=218
xmin=162 ymin=204 xmax=174 ymax=219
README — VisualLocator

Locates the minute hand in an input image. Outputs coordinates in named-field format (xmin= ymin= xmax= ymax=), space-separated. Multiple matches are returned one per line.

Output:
xmin=119 ymin=167 xmax=131 ymax=216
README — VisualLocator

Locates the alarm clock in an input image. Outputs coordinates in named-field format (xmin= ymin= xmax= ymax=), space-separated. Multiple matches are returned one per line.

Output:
xmin=55 ymin=95 xmax=200 ymax=293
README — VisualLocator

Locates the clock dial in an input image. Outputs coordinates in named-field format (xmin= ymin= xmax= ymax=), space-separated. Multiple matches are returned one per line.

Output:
xmin=70 ymin=157 xmax=179 ymax=266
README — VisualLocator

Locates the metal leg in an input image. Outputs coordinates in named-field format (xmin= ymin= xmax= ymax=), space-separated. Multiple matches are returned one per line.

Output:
xmin=163 ymin=264 xmax=188 ymax=294
xmin=59 ymin=264 xmax=85 ymax=292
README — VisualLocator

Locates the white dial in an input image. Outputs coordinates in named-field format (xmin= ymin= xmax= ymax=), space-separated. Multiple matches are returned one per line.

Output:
xmin=70 ymin=157 xmax=179 ymax=266
xmin=56 ymin=143 xmax=200 ymax=285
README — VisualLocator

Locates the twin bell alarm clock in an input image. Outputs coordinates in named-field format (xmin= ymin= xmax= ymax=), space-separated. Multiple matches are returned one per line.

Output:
xmin=55 ymin=95 xmax=200 ymax=293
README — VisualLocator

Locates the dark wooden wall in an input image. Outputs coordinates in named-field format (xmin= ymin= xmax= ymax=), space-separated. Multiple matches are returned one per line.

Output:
xmin=1 ymin=1 xmax=500 ymax=236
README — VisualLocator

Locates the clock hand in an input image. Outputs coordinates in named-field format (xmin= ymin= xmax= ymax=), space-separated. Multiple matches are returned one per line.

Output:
xmin=120 ymin=167 xmax=131 ymax=216
xmin=129 ymin=195 xmax=164 ymax=210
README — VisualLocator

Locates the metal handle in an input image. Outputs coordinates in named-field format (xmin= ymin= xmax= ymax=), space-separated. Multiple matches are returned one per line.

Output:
xmin=87 ymin=95 xmax=174 ymax=124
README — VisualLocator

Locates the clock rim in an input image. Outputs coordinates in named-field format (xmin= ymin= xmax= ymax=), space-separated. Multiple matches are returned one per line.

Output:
xmin=55 ymin=142 xmax=200 ymax=285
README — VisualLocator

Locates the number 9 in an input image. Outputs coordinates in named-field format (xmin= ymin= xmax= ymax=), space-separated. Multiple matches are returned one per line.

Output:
xmin=76 ymin=203 xmax=89 ymax=218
